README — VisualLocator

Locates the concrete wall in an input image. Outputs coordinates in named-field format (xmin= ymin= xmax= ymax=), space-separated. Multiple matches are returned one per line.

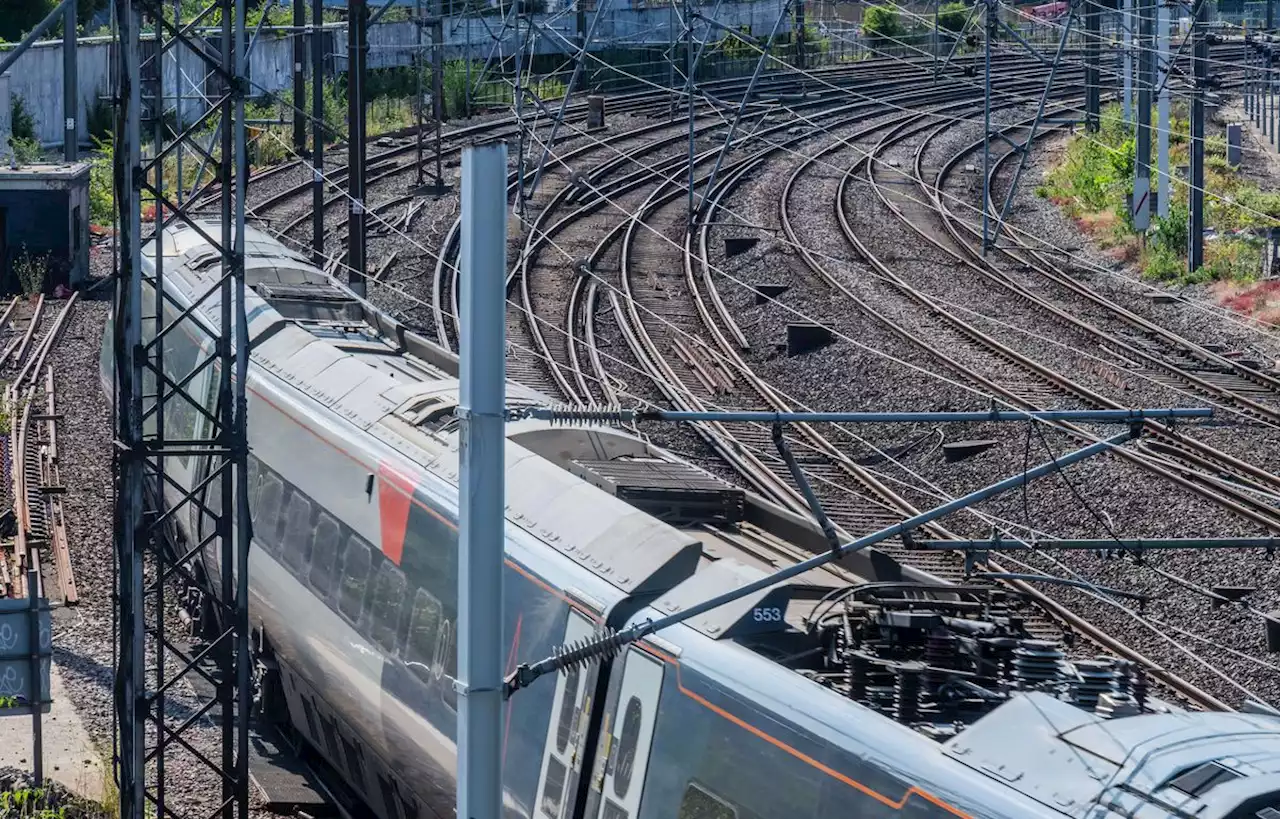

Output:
xmin=0 ymin=74 xmax=10 ymax=162
xmin=0 ymin=0 xmax=789 ymax=146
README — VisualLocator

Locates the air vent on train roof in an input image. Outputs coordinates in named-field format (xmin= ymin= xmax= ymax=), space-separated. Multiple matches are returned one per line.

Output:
xmin=255 ymin=281 xmax=362 ymax=322
xmin=567 ymin=458 xmax=745 ymax=526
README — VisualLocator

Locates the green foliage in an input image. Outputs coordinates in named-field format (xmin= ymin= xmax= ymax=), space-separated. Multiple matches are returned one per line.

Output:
xmin=1200 ymin=238 xmax=1263 ymax=284
xmin=13 ymin=245 xmax=50 ymax=296
xmin=8 ymin=137 xmax=43 ymax=165
xmin=862 ymin=5 xmax=904 ymax=41
xmin=714 ymin=25 xmax=757 ymax=62
xmin=0 ymin=780 xmax=114 ymax=819
xmin=0 ymin=0 xmax=56 ymax=43
xmin=937 ymin=1 xmax=971 ymax=32
xmin=11 ymin=96 xmax=36 ymax=143
xmin=0 ymin=695 xmax=17 ymax=708
xmin=88 ymin=134 xmax=115 ymax=226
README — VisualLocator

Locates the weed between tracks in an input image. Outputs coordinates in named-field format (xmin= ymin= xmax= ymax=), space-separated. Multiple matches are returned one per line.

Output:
xmin=1037 ymin=102 xmax=1280 ymax=301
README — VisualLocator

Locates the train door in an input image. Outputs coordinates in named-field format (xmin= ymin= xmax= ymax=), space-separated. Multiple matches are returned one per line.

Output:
xmin=594 ymin=648 xmax=664 ymax=819
xmin=535 ymin=610 xmax=596 ymax=819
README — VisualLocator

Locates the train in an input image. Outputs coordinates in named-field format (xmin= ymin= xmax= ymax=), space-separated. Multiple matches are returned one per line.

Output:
xmin=100 ymin=220 xmax=1280 ymax=819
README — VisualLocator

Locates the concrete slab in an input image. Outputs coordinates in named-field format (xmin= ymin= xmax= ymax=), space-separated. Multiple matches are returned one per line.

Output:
xmin=0 ymin=662 xmax=106 ymax=803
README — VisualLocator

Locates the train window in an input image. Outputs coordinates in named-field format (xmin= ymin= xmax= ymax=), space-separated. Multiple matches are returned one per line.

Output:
xmin=677 ymin=784 xmax=737 ymax=819
xmin=282 ymin=493 xmax=314 ymax=573
xmin=246 ymin=457 xmax=262 ymax=520
xmin=256 ymin=473 xmax=285 ymax=555
xmin=370 ymin=561 xmax=408 ymax=653
xmin=555 ymin=669 xmax=580 ymax=754
xmin=600 ymin=800 xmax=627 ymax=819
xmin=161 ymin=319 xmax=204 ymax=466
xmin=309 ymin=513 xmax=342 ymax=597
xmin=405 ymin=588 xmax=443 ymax=670
xmin=613 ymin=696 xmax=643 ymax=799
xmin=341 ymin=735 xmax=366 ymax=789
xmin=400 ymin=500 xmax=458 ymax=621
xmin=339 ymin=536 xmax=373 ymax=624
xmin=540 ymin=757 xmax=567 ymax=819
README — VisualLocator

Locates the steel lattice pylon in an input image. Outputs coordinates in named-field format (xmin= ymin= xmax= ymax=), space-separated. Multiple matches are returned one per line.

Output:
xmin=112 ymin=0 xmax=252 ymax=817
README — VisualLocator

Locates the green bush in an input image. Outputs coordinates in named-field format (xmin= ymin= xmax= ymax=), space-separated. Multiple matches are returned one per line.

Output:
xmin=862 ymin=5 xmax=903 ymax=41
xmin=938 ymin=1 xmax=971 ymax=32
xmin=88 ymin=135 xmax=114 ymax=226
xmin=10 ymin=95 xmax=36 ymax=142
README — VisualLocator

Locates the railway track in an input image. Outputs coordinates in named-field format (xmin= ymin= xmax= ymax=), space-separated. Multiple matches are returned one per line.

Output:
xmin=0 ymin=294 xmax=79 ymax=602
xmin=216 ymin=46 xmax=1277 ymax=712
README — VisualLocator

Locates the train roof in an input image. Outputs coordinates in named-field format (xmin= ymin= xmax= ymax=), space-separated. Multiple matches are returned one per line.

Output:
xmin=150 ymin=221 xmax=1280 ymax=819
xmin=151 ymin=220 xmax=891 ymax=609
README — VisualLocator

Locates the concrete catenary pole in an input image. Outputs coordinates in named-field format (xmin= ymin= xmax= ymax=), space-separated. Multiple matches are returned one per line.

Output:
xmin=312 ymin=0 xmax=325 ymax=266
xmin=293 ymin=0 xmax=307 ymax=155
xmin=1133 ymin=0 xmax=1153 ymax=230
xmin=456 ymin=140 xmax=508 ymax=819
xmin=64 ymin=0 xmax=77 ymax=161
xmin=1189 ymin=0 xmax=1208 ymax=272
xmin=348 ymin=0 xmax=368 ymax=296
xmin=1157 ymin=0 xmax=1170 ymax=218
xmin=1124 ymin=0 xmax=1133 ymax=122
xmin=1085 ymin=0 xmax=1100 ymax=131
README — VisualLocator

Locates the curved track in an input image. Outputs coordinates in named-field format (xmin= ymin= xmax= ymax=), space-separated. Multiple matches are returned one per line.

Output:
xmin=224 ymin=47 xmax=1280 ymax=712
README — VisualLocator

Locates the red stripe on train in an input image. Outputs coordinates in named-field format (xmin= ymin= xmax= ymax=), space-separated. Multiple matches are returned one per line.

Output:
xmin=377 ymin=463 xmax=416 ymax=566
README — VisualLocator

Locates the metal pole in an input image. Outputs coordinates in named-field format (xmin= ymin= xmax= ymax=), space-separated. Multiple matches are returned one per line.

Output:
xmin=685 ymin=0 xmax=695 ymax=228
xmin=113 ymin=3 xmax=145 ymax=819
xmin=64 ymin=0 xmax=77 ymax=161
xmin=432 ymin=0 xmax=444 ymax=187
xmin=416 ymin=0 xmax=425 ymax=184
xmin=918 ymin=536 xmax=1280 ymax=549
xmin=1133 ymin=0 xmax=1152 ymax=230
xmin=348 ymin=0 xmax=368 ymax=297
xmin=1123 ymin=0 xmax=1133 ymax=122
xmin=0 ymin=0 xmax=75 ymax=78
xmin=514 ymin=11 xmax=526 ymax=216
xmin=1157 ymin=0 xmax=1170 ymax=217
xmin=312 ymin=0 xmax=325 ymax=266
xmin=1086 ymin=0 xmax=1100 ymax=130
xmin=27 ymin=569 xmax=42 ymax=785
xmin=232 ymin=0 xmax=252 ymax=810
xmin=795 ymin=0 xmax=806 ymax=69
xmin=456 ymin=140 xmax=508 ymax=819
xmin=527 ymin=0 xmax=612 ymax=200
xmin=173 ymin=0 xmax=183 ymax=202
xmin=466 ymin=8 xmax=473 ymax=117
xmin=293 ymin=0 xmax=306 ymax=155
xmin=933 ymin=0 xmax=939 ymax=81
xmin=982 ymin=0 xmax=994 ymax=254
xmin=526 ymin=407 xmax=1214 ymax=423
xmin=1189 ymin=0 xmax=1207 ymax=272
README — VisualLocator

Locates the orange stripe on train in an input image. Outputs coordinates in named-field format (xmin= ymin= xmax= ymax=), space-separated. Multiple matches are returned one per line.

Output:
xmin=377 ymin=463 xmax=417 ymax=565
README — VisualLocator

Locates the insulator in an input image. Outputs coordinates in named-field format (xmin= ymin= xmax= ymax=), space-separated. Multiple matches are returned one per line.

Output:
xmin=537 ymin=403 xmax=632 ymax=427
xmin=1132 ymin=664 xmax=1149 ymax=712
xmin=552 ymin=627 xmax=627 ymax=673
xmin=846 ymin=650 xmax=869 ymax=704
xmin=1071 ymin=658 xmax=1117 ymax=710
xmin=975 ymin=637 xmax=1015 ymax=690
xmin=1011 ymin=639 xmax=1066 ymax=691
xmin=894 ymin=662 xmax=924 ymax=724
xmin=923 ymin=631 xmax=958 ymax=695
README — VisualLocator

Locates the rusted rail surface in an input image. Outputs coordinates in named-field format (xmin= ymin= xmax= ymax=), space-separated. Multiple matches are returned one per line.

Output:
xmin=3 ymin=295 xmax=79 ymax=602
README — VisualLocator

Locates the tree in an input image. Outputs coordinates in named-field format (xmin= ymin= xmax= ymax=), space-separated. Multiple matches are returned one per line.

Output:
xmin=861 ymin=5 xmax=903 ymax=41
xmin=1 ymin=0 xmax=57 ymax=43
xmin=937 ymin=1 xmax=971 ymax=33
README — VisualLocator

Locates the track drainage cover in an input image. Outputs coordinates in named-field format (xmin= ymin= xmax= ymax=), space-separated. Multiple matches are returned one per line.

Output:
xmin=942 ymin=440 xmax=998 ymax=463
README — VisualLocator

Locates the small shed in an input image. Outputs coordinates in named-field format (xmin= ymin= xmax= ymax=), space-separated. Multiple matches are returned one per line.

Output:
xmin=0 ymin=162 xmax=92 ymax=292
